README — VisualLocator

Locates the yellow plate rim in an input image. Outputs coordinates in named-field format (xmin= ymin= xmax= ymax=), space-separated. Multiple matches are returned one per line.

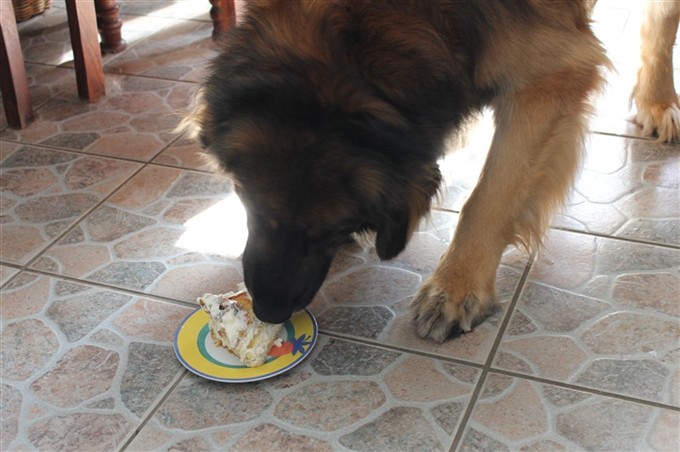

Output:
xmin=173 ymin=307 xmax=318 ymax=383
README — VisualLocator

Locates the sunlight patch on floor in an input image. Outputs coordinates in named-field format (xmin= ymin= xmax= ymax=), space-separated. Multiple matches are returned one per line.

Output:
xmin=176 ymin=193 xmax=248 ymax=258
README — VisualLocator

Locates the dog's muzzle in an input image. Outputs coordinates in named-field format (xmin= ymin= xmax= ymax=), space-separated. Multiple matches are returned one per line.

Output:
xmin=242 ymin=226 xmax=334 ymax=324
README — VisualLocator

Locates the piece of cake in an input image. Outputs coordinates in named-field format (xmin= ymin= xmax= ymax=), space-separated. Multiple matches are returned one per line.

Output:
xmin=198 ymin=290 xmax=283 ymax=367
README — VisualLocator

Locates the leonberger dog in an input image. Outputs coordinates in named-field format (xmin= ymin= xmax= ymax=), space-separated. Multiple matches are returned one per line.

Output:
xmin=195 ymin=0 xmax=609 ymax=341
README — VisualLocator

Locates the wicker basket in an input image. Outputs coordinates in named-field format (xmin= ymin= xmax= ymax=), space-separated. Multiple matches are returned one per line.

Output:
xmin=12 ymin=0 xmax=52 ymax=22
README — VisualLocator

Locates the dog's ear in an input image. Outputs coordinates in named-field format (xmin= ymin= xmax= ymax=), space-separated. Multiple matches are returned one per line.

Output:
xmin=375 ymin=210 xmax=410 ymax=260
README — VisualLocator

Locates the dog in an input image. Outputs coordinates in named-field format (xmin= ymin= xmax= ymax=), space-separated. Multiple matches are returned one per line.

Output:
xmin=632 ymin=0 xmax=680 ymax=142
xmin=194 ymin=0 xmax=610 ymax=342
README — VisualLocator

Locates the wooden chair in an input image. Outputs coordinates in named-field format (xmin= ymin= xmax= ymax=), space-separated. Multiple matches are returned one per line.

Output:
xmin=210 ymin=0 xmax=237 ymax=39
xmin=1 ymin=0 xmax=236 ymax=129
xmin=1 ymin=0 xmax=108 ymax=128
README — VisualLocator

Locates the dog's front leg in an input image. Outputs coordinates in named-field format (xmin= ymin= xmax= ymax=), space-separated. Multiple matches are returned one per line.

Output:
xmin=633 ymin=0 xmax=680 ymax=142
xmin=410 ymin=68 xmax=603 ymax=342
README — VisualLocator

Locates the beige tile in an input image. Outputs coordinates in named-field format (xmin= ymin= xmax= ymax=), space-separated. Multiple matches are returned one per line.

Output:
xmin=106 ymin=20 xmax=217 ymax=82
xmin=132 ymin=337 xmax=476 ymax=449
xmin=32 ymin=165 xmax=243 ymax=301
xmin=120 ymin=0 xmax=212 ymax=21
xmin=0 ymin=265 xmax=19 ymax=286
xmin=461 ymin=374 xmax=677 ymax=451
xmin=6 ymin=1 xmax=679 ymax=449
xmin=1 ymin=146 xmax=140 ymax=264
xmin=558 ymin=135 xmax=680 ymax=246
xmin=153 ymin=134 xmax=215 ymax=171
xmin=312 ymin=213 xmax=528 ymax=363
xmin=384 ymin=356 xmax=478 ymax=402
xmin=0 ymin=65 xmax=75 ymax=130
xmin=496 ymin=230 xmax=680 ymax=405
xmin=0 ymin=273 xmax=192 ymax=451
xmin=1 ymin=76 xmax=197 ymax=162
xmin=1 ymin=273 xmax=51 ymax=320
xmin=473 ymin=376 xmax=549 ymax=441
xmin=232 ymin=424 xmax=333 ymax=452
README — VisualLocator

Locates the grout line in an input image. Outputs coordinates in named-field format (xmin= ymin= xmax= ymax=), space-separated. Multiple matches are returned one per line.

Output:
xmin=15 ymin=130 xmax=188 ymax=276
xmin=29 ymin=251 xmax=677 ymax=436
xmin=550 ymin=224 xmax=680 ymax=250
xmin=483 ymin=255 xmax=536 ymax=370
xmin=17 ymin=266 xmax=198 ymax=309
xmin=429 ymin=205 xmax=679 ymax=251
xmin=1 ymin=134 xmax=214 ymax=174
xmin=0 ymin=262 xmax=23 ymax=290
xmin=590 ymin=130 xmax=658 ymax=142
xmin=318 ymin=330 xmax=485 ymax=371
xmin=488 ymin=367 xmax=680 ymax=413
xmin=15 ymin=246 xmax=680 ymax=417
xmin=0 ymin=138 xmax=157 ymax=166
xmin=147 ymin=131 xmax=188 ymax=163
xmin=449 ymin=253 xmax=535 ymax=451
xmin=20 ymin=164 xmax=151 ymax=272
xmin=118 ymin=369 xmax=189 ymax=452
xmin=13 ymin=59 xmax=202 ymax=86
xmin=100 ymin=70 xmax=202 ymax=85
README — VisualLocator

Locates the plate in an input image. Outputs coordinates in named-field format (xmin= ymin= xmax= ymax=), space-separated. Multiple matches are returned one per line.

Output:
xmin=174 ymin=307 xmax=318 ymax=383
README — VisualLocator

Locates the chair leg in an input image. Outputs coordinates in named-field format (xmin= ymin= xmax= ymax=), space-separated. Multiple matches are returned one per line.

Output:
xmin=65 ymin=0 xmax=105 ymax=102
xmin=0 ymin=2 xmax=33 ymax=128
xmin=210 ymin=0 xmax=236 ymax=39
xmin=94 ymin=0 xmax=126 ymax=54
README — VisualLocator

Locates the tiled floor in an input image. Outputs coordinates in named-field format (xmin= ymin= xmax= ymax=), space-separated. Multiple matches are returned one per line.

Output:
xmin=1 ymin=1 xmax=678 ymax=451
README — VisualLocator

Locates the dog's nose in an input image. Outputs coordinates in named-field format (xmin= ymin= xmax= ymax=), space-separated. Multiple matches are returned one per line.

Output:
xmin=242 ymin=224 xmax=334 ymax=324
xmin=250 ymin=291 xmax=295 ymax=324
xmin=245 ymin=264 xmax=322 ymax=324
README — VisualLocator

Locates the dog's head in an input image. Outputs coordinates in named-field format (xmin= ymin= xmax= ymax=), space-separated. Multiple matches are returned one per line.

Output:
xmin=194 ymin=18 xmax=442 ymax=324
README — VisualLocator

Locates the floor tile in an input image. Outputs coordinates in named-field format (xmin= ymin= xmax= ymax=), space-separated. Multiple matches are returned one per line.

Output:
xmin=1 ymin=75 xmax=196 ymax=162
xmin=436 ymin=125 xmax=679 ymax=248
xmin=0 ymin=141 xmax=20 ymax=160
xmin=311 ymin=211 xmax=531 ymax=364
xmin=1 ymin=145 xmax=140 ymax=265
xmin=459 ymin=373 xmax=679 ymax=451
xmin=15 ymin=3 xmax=197 ymax=68
xmin=129 ymin=336 xmax=479 ymax=450
xmin=0 ymin=64 xmax=76 ymax=130
xmin=557 ymin=135 xmax=680 ymax=246
xmin=16 ymin=4 xmax=75 ymax=67
xmin=4 ymin=1 xmax=679 ymax=450
xmin=32 ymin=164 xmax=244 ymax=301
xmin=495 ymin=229 xmax=680 ymax=405
xmin=152 ymin=133 xmax=214 ymax=171
xmin=0 ymin=265 xmax=19 ymax=287
xmin=0 ymin=272 xmax=193 ymax=451
xmin=119 ymin=0 xmax=212 ymax=22
xmin=106 ymin=19 xmax=217 ymax=82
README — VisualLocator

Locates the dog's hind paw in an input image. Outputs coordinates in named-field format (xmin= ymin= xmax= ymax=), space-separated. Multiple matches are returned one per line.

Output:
xmin=634 ymin=97 xmax=680 ymax=143
xmin=409 ymin=274 xmax=495 ymax=343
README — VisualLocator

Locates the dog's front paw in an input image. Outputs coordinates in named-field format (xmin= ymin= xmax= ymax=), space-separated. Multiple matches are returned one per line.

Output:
xmin=634 ymin=96 xmax=680 ymax=143
xmin=410 ymin=273 xmax=495 ymax=342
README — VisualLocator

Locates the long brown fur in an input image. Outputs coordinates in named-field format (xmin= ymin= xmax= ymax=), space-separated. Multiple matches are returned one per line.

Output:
xmin=195 ymin=0 xmax=609 ymax=340
xmin=633 ymin=0 xmax=680 ymax=142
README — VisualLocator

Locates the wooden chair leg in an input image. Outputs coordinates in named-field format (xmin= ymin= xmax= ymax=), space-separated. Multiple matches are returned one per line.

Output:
xmin=0 ymin=2 xmax=34 ymax=128
xmin=210 ymin=0 xmax=236 ymax=39
xmin=94 ymin=0 xmax=126 ymax=54
xmin=65 ymin=0 xmax=105 ymax=102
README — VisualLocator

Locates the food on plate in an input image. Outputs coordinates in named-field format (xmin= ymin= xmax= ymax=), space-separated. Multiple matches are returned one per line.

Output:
xmin=198 ymin=290 xmax=283 ymax=367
